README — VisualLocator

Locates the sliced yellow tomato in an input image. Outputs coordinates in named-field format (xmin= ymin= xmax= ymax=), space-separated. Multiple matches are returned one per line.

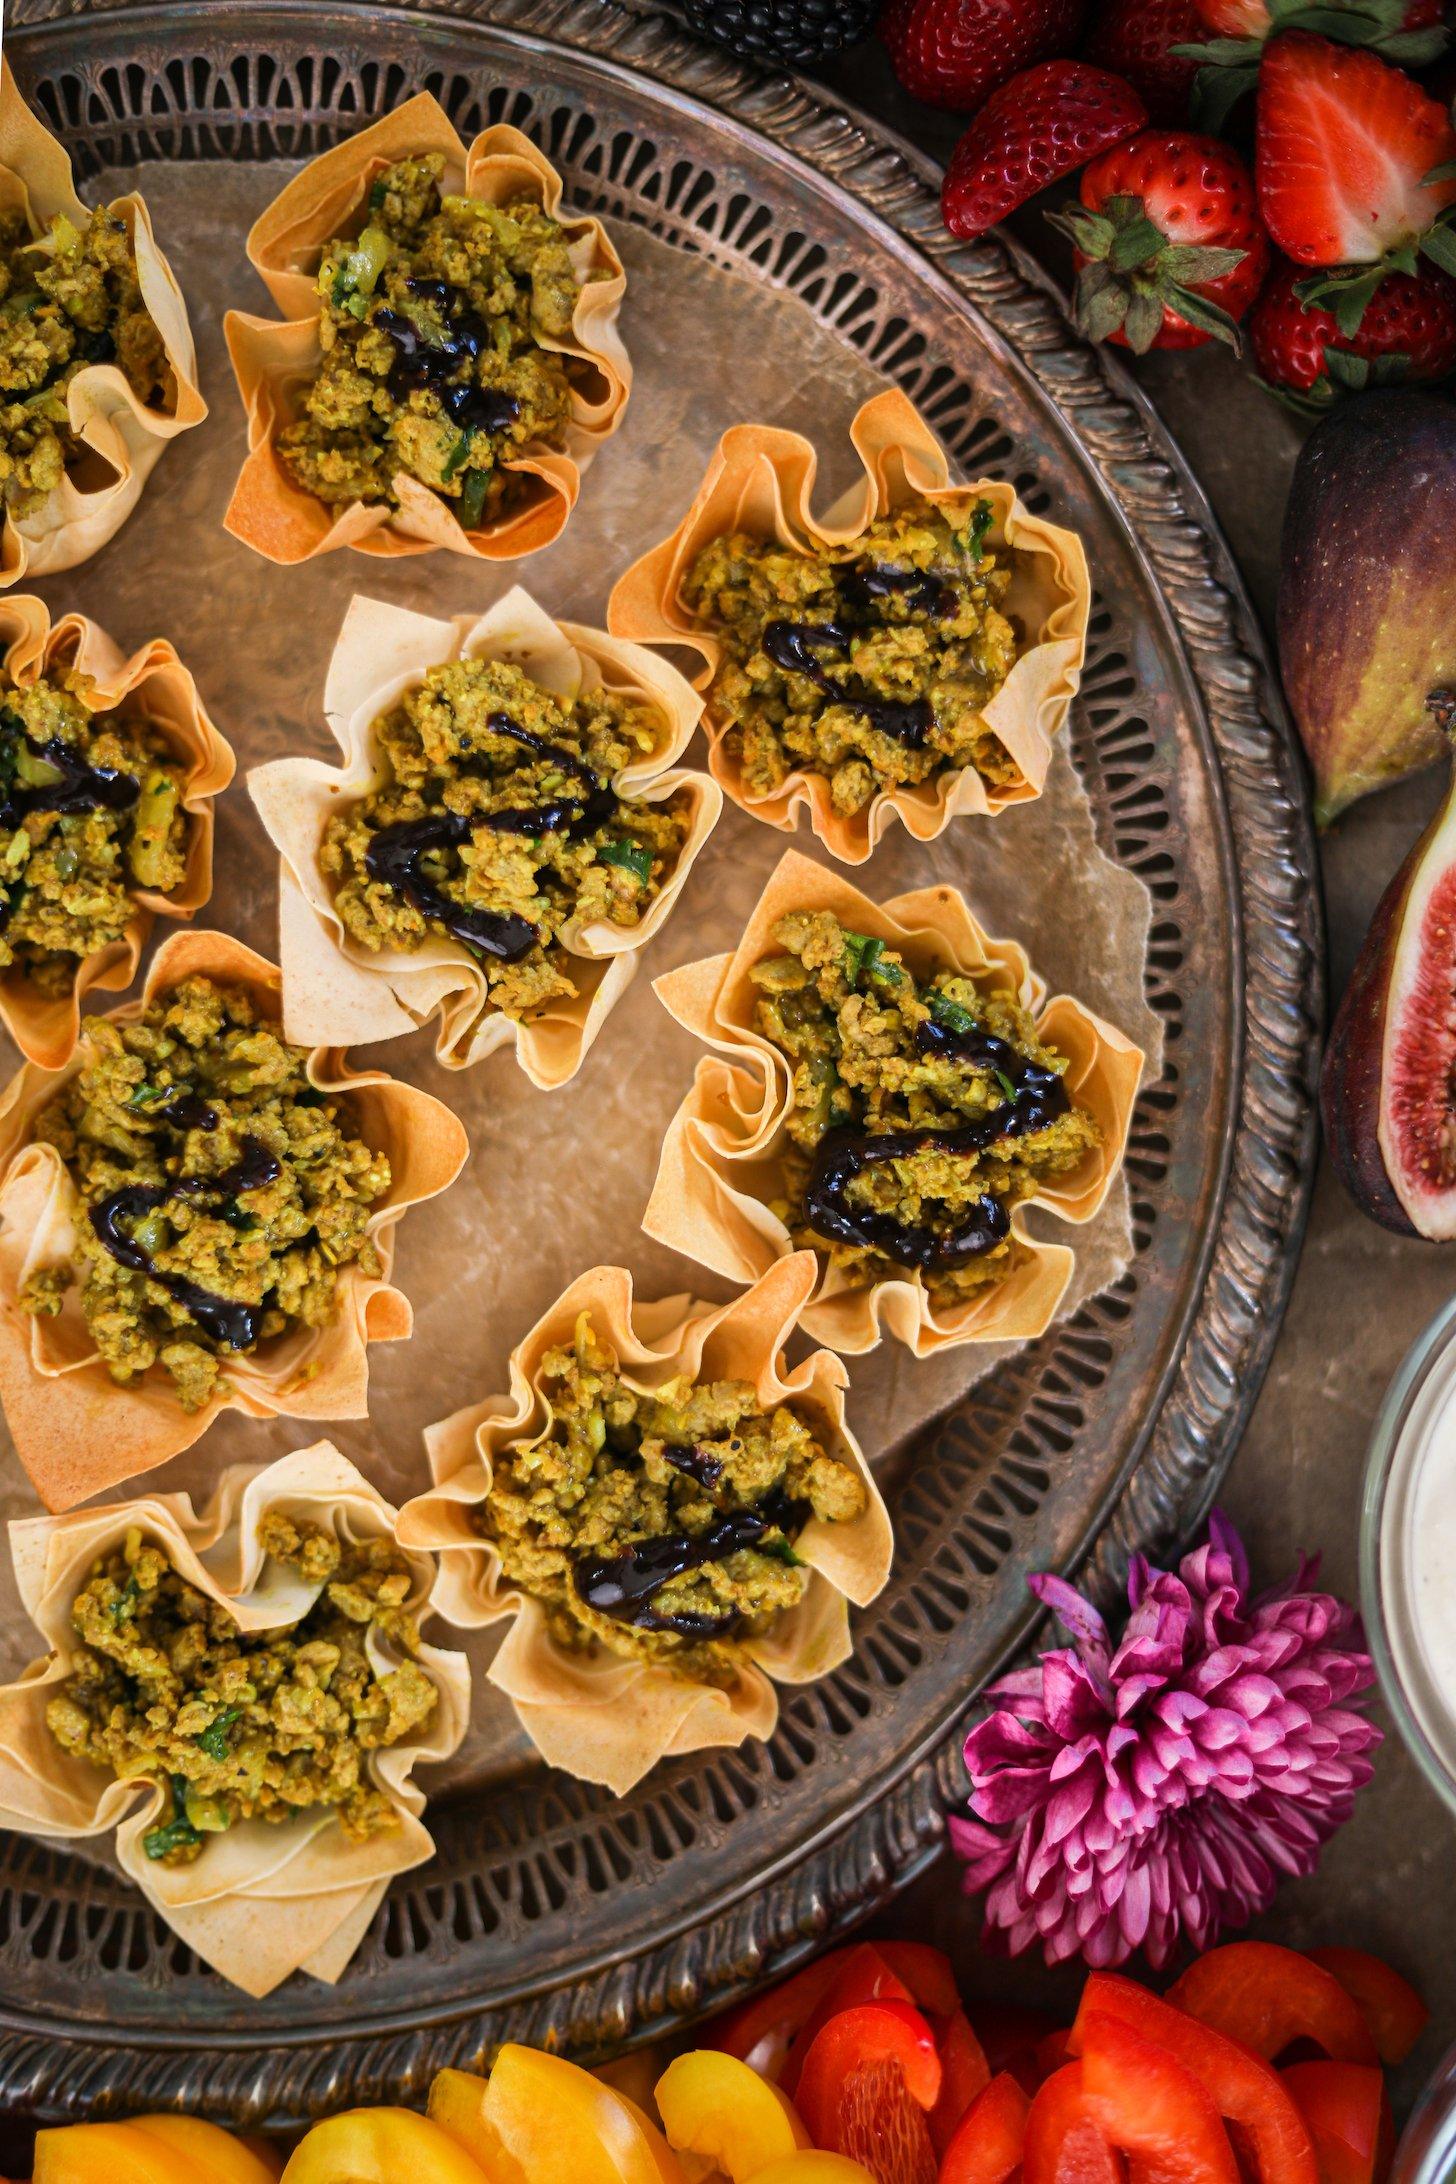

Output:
xmin=656 ymin=2053 xmax=810 ymax=2183
xmin=428 ymin=2069 xmax=524 ymax=2184
xmin=129 ymin=2115 xmax=283 ymax=2183
xmin=280 ymin=2108 xmax=491 ymax=2184
xmin=484 ymin=2045 xmax=684 ymax=2184
xmin=594 ymin=2053 xmax=663 ymax=2115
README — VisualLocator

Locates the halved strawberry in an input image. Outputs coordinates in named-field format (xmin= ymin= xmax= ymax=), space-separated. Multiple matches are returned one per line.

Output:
xmin=1176 ymin=0 xmax=1449 ymax=132
xmin=1255 ymin=31 xmax=1456 ymax=275
xmin=942 ymin=59 xmax=1147 ymax=239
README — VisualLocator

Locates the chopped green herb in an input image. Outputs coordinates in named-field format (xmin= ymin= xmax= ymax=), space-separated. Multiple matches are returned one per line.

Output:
xmin=760 ymin=1537 xmax=806 ymax=1568
xmin=599 ymin=839 xmax=653 ymax=885
xmin=967 ymin=500 xmax=995 ymax=560
xmin=108 ymin=1576 xmax=140 ymax=1622
xmin=368 ymin=178 xmax=388 ymax=213
xmin=142 ymin=1775 xmax=201 ymax=1862
xmin=329 ymin=224 xmax=391 ymax=319
xmin=844 ymin=933 xmax=902 ymax=988
xmin=929 ymin=992 xmax=977 ymax=1036
xmin=196 ymin=1706 xmax=243 ymax=1763
xmin=994 ymin=1068 xmax=1017 ymax=1102
xmin=457 ymin=467 xmax=490 ymax=530
xmin=126 ymin=1082 xmax=166 ymax=1109
xmin=441 ymin=431 xmax=473 ymax=484
xmin=217 ymin=1203 xmax=257 ymax=1233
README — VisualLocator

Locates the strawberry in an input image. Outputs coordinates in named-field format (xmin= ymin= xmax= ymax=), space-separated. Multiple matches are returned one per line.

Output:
xmin=1250 ymin=250 xmax=1456 ymax=402
xmin=1082 ymin=0 xmax=1205 ymax=122
xmin=881 ymin=0 xmax=1089 ymax=113
xmin=1255 ymin=32 xmax=1456 ymax=293
xmin=941 ymin=60 xmax=1147 ymax=239
xmin=1180 ymin=0 xmax=1450 ymax=134
xmin=1050 ymin=128 xmax=1270 ymax=346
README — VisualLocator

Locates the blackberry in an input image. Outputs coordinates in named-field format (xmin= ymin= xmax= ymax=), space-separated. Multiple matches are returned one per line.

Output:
xmin=678 ymin=0 xmax=880 ymax=68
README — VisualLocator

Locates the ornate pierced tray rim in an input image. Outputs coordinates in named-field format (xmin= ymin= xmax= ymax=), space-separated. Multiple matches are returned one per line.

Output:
xmin=0 ymin=0 xmax=1322 ymax=2124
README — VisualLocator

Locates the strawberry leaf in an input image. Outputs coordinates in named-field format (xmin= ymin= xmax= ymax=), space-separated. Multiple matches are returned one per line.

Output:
xmin=1107 ymin=211 xmax=1166 ymax=272
xmin=1187 ymin=59 xmax=1260 ymax=132
xmin=1424 ymin=160 xmax=1456 ymax=185
xmin=1158 ymin=242 xmax=1248 ymax=283
xmin=1163 ymin=281 xmax=1245 ymax=350
xmin=1321 ymin=346 xmax=1373 ymax=388
xmin=1046 ymin=204 xmax=1117 ymax=259
xmin=1122 ymin=288 xmax=1167 ymax=353
xmin=1074 ymin=262 xmax=1131 ymax=343
xmin=1295 ymin=260 xmax=1394 ymax=337
xmin=1420 ymin=222 xmax=1456 ymax=275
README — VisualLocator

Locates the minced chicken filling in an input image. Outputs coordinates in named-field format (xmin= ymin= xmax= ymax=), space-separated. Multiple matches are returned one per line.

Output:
xmin=321 ymin=654 xmax=689 ymax=1021
xmin=752 ymin=911 xmax=1100 ymax=1302
xmin=476 ymin=1311 xmax=867 ymax=1682
xmin=0 ymin=205 xmax=167 ymax=521
xmin=682 ymin=500 xmax=1021 ymax=816
xmin=278 ymin=152 xmax=587 ymax=527
xmin=18 ymin=975 xmax=391 ymax=1411
xmin=0 ymin=668 xmax=189 ymax=995
xmin=46 ymin=1514 xmax=437 ymax=1865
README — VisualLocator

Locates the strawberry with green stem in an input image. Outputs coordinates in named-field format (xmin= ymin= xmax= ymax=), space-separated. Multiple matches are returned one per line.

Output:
xmin=1049 ymin=129 xmax=1270 ymax=350
xmin=1255 ymin=32 xmax=1456 ymax=331
xmin=1172 ymin=0 xmax=1448 ymax=134
xmin=1249 ymin=250 xmax=1456 ymax=406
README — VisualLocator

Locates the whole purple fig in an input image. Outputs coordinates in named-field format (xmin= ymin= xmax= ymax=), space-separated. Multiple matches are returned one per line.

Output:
xmin=1278 ymin=391 xmax=1456 ymax=828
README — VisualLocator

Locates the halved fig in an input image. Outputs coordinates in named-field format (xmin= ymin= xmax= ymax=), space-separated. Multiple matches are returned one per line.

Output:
xmin=1323 ymin=693 xmax=1456 ymax=1237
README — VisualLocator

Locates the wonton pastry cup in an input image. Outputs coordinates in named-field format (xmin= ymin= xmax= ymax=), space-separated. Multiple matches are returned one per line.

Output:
xmin=607 ymin=387 xmax=1090 ymax=864
xmin=646 ymin=849 xmax=1144 ymax=1358
xmin=0 ymin=929 xmax=469 ymax=1510
xmin=224 ymin=92 xmax=630 ymax=566
xmin=249 ymin=586 xmax=720 ymax=1083
xmin=0 ymin=62 xmax=206 ymax=586
xmin=0 ymin=1441 xmax=471 ymax=1998
xmin=396 ymin=1252 xmax=893 ymax=1795
xmin=0 ymin=595 xmax=235 ymax=1071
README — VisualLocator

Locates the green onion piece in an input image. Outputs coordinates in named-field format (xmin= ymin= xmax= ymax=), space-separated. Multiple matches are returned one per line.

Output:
xmin=599 ymin=839 xmax=653 ymax=884
xmin=368 ymin=178 xmax=388 ymax=213
xmin=842 ymin=931 xmax=902 ymax=986
xmin=929 ymin=992 xmax=976 ymax=1036
xmin=994 ymin=1068 xmax=1017 ymax=1102
xmin=760 ymin=1537 xmax=805 ymax=1568
xmin=197 ymin=1706 xmax=243 ymax=1763
xmin=142 ymin=1775 xmax=201 ymax=1861
xmin=441 ymin=431 xmax=473 ymax=483
xmin=457 ymin=467 xmax=490 ymax=530
xmin=127 ymin=1082 xmax=166 ymax=1108
xmin=967 ymin=499 xmax=995 ymax=560
xmin=329 ymin=223 xmax=391 ymax=316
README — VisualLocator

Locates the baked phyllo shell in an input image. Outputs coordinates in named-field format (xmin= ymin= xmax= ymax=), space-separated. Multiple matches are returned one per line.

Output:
xmin=0 ymin=595 xmax=234 ymax=1070
xmin=396 ymin=1252 xmax=892 ymax=1795
xmin=249 ymin=586 xmax=719 ymax=1085
xmin=0 ymin=1441 xmax=470 ymax=1998
xmin=0 ymin=928 xmax=468 ymax=1509
xmin=0 ymin=63 xmax=205 ymax=586
xmin=645 ymin=848 xmax=1143 ymax=1359
xmin=223 ymin=92 xmax=630 ymax=566
xmin=606 ymin=387 xmax=1090 ymax=864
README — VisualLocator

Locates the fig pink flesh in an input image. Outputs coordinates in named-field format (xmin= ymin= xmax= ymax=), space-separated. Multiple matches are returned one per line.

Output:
xmin=1381 ymin=829 xmax=1456 ymax=1239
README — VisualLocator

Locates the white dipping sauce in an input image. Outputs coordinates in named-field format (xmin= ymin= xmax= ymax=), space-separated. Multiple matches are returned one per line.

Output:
xmin=1380 ymin=1360 xmax=1456 ymax=1780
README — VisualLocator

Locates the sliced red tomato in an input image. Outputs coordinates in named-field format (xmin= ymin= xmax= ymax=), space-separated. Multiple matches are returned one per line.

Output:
xmin=1281 ymin=2063 xmax=1388 ymax=2184
xmin=1022 ymin=2063 xmax=1122 ymax=2184
xmin=817 ymin=2057 xmax=939 ymax=2184
xmin=1071 ymin=1971 xmax=1317 ymax=2184
xmin=878 ymin=1946 xmax=964 ymax=2023
xmin=1168 ymin=1945 xmax=1378 ymax=2068
xmin=967 ymin=2006 xmax=1064 ymax=2099
xmin=795 ymin=2001 xmax=944 ymax=2151
xmin=781 ymin=1949 xmax=919 ymax=2096
xmin=1304 ymin=1951 xmax=1429 ymax=2067
xmin=711 ymin=1954 xmax=852 ymax=2075
xmin=939 ymin=2073 xmax=1030 ymax=2184
xmin=1078 ymin=2011 xmax=1241 ymax=2183
xmin=927 ymin=2013 xmax=992 ymax=2156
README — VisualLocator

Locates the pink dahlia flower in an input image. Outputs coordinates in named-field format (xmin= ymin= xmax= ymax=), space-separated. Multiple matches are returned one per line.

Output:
xmin=948 ymin=1510 xmax=1380 ymax=1970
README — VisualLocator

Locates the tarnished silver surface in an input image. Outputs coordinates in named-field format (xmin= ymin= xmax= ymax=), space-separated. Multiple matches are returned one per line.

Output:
xmin=0 ymin=0 xmax=1321 ymax=2126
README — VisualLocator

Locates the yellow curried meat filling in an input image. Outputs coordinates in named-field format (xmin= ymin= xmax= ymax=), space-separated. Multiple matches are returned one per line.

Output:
xmin=45 ymin=1514 xmax=438 ymax=1865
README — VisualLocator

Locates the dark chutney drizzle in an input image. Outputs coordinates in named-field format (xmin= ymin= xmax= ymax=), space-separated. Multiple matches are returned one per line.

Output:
xmin=363 ymin=710 xmax=616 ymax=964
xmin=0 ymin=713 xmax=142 ymax=934
xmin=803 ymin=1018 xmax=1070 ymax=1274
xmin=373 ymin=278 xmax=523 ymax=439
xmin=757 ymin=552 xmax=966 ymax=752
xmin=572 ymin=1486 xmax=809 ymax=1640
xmin=88 ymin=1098 xmax=284 ymax=1351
